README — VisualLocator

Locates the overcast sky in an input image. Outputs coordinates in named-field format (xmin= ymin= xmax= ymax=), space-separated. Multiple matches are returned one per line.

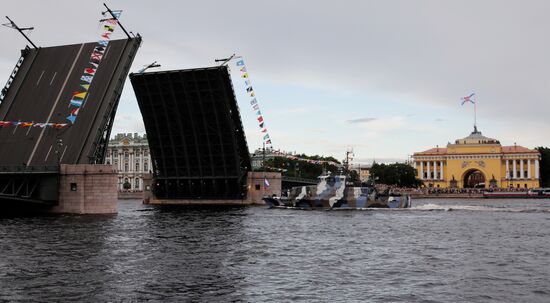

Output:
xmin=1 ymin=0 xmax=549 ymax=163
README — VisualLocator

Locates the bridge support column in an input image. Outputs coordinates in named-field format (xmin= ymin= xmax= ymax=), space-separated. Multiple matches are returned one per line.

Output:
xmin=247 ymin=172 xmax=282 ymax=205
xmin=49 ymin=164 xmax=118 ymax=214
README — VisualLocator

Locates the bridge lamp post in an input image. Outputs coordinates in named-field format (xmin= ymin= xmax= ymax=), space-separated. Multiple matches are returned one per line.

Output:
xmin=55 ymin=138 xmax=63 ymax=168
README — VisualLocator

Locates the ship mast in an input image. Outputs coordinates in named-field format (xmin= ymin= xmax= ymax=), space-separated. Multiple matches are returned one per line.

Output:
xmin=343 ymin=148 xmax=354 ymax=173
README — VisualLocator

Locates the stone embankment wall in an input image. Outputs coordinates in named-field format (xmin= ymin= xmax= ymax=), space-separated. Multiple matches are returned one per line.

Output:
xmin=142 ymin=172 xmax=282 ymax=205
xmin=412 ymin=193 xmax=484 ymax=199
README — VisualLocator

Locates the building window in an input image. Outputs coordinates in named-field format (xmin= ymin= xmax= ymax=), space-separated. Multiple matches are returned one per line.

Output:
xmin=255 ymin=184 xmax=261 ymax=190
xmin=124 ymin=163 xmax=129 ymax=172
xmin=144 ymin=161 xmax=148 ymax=172
xmin=135 ymin=178 xmax=140 ymax=190
xmin=136 ymin=161 xmax=140 ymax=172
xmin=123 ymin=178 xmax=131 ymax=190
xmin=106 ymin=160 xmax=110 ymax=165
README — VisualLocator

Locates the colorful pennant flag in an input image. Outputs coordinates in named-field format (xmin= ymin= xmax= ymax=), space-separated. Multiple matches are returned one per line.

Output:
xmin=73 ymin=92 xmax=87 ymax=99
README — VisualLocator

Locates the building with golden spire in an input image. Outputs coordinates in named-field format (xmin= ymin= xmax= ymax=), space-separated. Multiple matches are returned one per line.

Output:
xmin=412 ymin=127 xmax=541 ymax=189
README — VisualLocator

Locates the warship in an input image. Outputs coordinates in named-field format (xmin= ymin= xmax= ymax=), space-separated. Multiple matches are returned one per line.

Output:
xmin=264 ymin=173 xmax=411 ymax=209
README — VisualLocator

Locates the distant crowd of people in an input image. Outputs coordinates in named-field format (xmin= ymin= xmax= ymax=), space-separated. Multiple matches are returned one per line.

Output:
xmin=375 ymin=184 xmax=530 ymax=195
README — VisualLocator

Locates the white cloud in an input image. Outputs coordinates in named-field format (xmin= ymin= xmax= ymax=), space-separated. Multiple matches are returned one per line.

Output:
xmin=347 ymin=117 xmax=377 ymax=124
xmin=356 ymin=116 xmax=406 ymax=132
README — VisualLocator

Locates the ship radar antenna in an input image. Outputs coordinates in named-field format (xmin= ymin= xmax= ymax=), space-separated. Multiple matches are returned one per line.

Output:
xmin=344 ymin=148 xmax=354 ymax=174
xmin=2 ymin=16 xmax=38 ymax=49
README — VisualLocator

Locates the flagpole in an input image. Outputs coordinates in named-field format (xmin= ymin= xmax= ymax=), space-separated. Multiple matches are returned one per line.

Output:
xmin=474 ymin=100 xmax=477 ymax=131
xmin=263 ymin=142 xmax=266 ymax=199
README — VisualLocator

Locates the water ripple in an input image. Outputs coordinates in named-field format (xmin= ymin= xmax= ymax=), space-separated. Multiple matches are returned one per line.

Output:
xmin=1 ymin=199 xmax=550 ymax=302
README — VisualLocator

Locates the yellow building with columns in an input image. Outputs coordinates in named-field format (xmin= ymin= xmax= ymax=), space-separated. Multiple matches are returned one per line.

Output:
xmin=412 ymin=127 xmax=541 ymax=189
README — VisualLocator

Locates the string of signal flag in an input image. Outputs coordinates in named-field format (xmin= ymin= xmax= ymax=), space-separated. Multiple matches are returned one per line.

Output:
xmin=0 ymin=10 xmax=123 ymax=130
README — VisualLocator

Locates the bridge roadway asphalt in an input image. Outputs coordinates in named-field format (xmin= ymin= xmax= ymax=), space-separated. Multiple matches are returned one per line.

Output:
xmin=0 ymin=38 xmax=137 ymax=167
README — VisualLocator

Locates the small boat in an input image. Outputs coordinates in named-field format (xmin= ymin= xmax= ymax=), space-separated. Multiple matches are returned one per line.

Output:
xmin=264 ymin=173 xmax=411 ymax=209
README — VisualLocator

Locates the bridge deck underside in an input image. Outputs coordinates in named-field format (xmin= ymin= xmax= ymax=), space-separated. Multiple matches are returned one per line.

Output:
xmin=130 ymin=66 xmax=251 ymax=200
xmin=0 ymin=171 xmax=59 ymax=204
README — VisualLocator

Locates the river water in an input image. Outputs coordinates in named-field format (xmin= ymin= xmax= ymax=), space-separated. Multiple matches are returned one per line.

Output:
xmin=1 ymin=199 xmax=550 ymax=302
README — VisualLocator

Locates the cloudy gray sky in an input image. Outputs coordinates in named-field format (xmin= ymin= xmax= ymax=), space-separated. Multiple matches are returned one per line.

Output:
xmin=1 ymin=0 xmax=549 ymax=163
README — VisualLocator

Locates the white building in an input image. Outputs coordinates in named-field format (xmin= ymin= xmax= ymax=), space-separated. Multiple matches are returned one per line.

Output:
xmin=250 ymin=148 xmax=276 ymax=169
xmin=104 ymin=133 xmax=151 ymax=191
xmin=349 ymin=164 xmax=372 ymax=183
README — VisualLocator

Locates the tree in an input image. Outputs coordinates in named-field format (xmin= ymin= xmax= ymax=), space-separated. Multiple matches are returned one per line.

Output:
xmin=536 ymin=147 xmax=550 ymax=187
xmin=264 ymin=155 xmax=340 ymax=180
xmin=348 ymin=169 xmax=360 ymax=183
xmin=369 ymin=163 xmax=421 ymax=187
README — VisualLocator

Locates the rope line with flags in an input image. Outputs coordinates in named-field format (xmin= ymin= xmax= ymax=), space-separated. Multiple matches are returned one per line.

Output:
xmin=66 ymin=11 xmax=122 ymax=124
xmin=0 ymin=11 xmax=123 ymax=131
xmin=235 ymin=57 xmax=273 ymax=147
xmin=0 ymin=121 xmax=68 ymax=129
xmin=271 ymin=150 xmax=341 ymax=166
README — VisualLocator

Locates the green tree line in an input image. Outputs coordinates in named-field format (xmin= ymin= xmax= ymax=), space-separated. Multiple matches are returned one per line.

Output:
xmin=369 ymin=163 xmax=422 ymax=187
xmin=262 ymin=155 xmax=340 ymax=180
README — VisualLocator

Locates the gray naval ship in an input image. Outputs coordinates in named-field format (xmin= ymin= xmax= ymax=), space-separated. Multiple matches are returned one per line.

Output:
xmin=264 ymin=173 xmax=411 ymax=209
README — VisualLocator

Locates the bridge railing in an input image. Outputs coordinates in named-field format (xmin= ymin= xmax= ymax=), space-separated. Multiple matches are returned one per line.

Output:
xmin=282 ymin=176 xmax=317 ymax=184
xmin=0 ymin=166 xmax=59 ymax=174
xmin=0 ymin=46 xmax=30 ymax=105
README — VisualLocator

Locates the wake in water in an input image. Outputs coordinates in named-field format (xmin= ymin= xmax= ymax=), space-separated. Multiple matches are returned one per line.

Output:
xmin=412 ymin=203 xmax=550 ymax=213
